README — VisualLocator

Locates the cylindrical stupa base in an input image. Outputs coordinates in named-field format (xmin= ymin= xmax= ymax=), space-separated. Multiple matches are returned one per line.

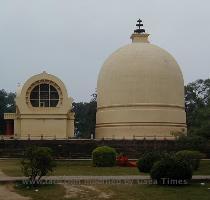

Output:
xmin=95 ymin=123 xmax=187 ymax=140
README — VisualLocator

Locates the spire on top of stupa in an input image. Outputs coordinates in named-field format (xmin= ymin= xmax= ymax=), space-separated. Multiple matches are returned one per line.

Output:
xmin=134 ymin=19 xmax=145 ymax=34
xmin=131 ymin=19 xmax=149 ymax=43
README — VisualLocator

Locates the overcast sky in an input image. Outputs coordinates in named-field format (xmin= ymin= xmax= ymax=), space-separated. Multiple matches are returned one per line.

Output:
xmin=0 ymin=0 xmax=209 ymax=102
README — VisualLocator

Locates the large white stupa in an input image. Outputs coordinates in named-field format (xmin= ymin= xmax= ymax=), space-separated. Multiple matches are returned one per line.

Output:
xmin=96 ymin=19 xmax=187 ymax=139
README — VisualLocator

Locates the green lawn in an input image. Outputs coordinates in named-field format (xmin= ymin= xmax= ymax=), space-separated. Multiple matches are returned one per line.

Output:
xmin=0 ymin=159 xmax=209 ymax=177
xmin=194 ymin=160 xmax=210 ymax=175
xmin=15 ymin=183 xmax=210 ymax=200
xmin=53 ymin=160 xmax=142 ymax=176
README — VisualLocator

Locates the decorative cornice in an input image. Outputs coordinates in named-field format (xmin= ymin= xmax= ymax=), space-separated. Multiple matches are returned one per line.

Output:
xmin=98 ymin=103 xmax=185 ymax=110
xmin=96 ymin=121 xmax=187 ymax=128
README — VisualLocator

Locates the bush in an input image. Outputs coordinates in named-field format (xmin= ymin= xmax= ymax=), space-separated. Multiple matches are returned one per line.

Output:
xmin=150 ymin=154 xmax=192 ymax=185
xmin=21 ymin=146 xmax=56 ymax=184
xmin=137 ymin=152 xmax=162 ymax=173
xmin=176 ymin=135 xmax=208 ymax=152
xmin=176 ymin=150 xmax=205 ymax=170
xmin=92 ymin=146 xmax=117 ymax=167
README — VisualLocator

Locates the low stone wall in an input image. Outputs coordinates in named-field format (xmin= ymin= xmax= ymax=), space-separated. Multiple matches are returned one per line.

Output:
xmin=0 ymin=139 xmax=178 ymax=159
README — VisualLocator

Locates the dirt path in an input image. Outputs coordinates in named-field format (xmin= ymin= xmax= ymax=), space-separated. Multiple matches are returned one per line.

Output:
xmin=0 ymin=184 xmax=30 ymax=200
xmin=63 ymin=184 xmax=113 ymax=199
xmin=0 ymin=169 xmax=9 ymax=178
xmin=0 ymin=170 xmax=30 ymax=200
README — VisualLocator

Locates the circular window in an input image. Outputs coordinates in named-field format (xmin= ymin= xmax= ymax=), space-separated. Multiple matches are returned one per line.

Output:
xmin=30 ymin=83 xmax=60 ymax=107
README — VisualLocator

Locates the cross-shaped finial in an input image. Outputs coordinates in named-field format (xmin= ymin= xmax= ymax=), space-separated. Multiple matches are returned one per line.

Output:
xmin=134 ymin=19 xmax=145 ymax=34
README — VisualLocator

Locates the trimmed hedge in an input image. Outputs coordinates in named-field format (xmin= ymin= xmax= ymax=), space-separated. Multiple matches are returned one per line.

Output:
xmin=150 ymin=154 xmax=192 ymax=185
xmin=137 ymin=152 xmax=162 ymax=173
xmin=92 ymin=146 xmax=117 ymax=167
xmin=176 ymin=150 xmax=205 ymax=170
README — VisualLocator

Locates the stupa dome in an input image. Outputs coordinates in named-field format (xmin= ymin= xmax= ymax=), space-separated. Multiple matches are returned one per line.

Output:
xmin=96 ymin=20 xmax=187 ymax=139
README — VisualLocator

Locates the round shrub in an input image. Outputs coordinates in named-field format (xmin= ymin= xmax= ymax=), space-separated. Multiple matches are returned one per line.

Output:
xmin=92 ymin=146 xmax=117 ymax=167
xmin=137 ymin=152 xmax=162 ymax=173
xmin=150 ymin=155 xmax=192 ymax=185
xmin=176 ymin=150 xmax=205 ymax=170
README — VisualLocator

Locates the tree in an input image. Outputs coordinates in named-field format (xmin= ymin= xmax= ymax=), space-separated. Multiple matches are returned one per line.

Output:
xmin=0 ymin=90 xmax=16 ymax=134
xmin=21 ymin=146 xmax=56 ymax=184
xmin=72 ymin=93 xmax=97 ymax=138
xmin=185 ymin=79 xmax=210 ymax=138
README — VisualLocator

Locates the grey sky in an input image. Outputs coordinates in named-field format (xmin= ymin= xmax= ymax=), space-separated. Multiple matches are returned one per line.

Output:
xmin=0 ymin=0 xmax=209 ymax=102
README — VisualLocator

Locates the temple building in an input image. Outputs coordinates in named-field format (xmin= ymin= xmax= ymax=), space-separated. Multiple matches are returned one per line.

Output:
xmin=95 ymin=19 xmax=187 ymax=139
xmin=4 ymin=71 xmax=74 ymax=139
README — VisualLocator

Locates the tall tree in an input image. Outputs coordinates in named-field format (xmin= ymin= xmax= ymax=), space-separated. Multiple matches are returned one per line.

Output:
xmin=185 ymin=79 xmax=210 ymax=138
xmin=72 ymin=93 xmax=97 ymax=138
xmin=0 ymin=89 xmax=16 ymax=134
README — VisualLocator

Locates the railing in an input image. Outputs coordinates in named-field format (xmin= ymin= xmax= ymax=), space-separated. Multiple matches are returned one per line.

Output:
xmin=4 ymin=113 xmax=16 ymax=120
xmin=0 ymin=135 xmax=176 ymax=141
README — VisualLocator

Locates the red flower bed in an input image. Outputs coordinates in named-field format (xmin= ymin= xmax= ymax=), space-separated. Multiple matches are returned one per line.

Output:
xmin=116 ymin=154 xmax=129 ymax=167
xmin=127 ymin=161 xmax=137 ymax=167
xmin=116 ymin=154 xmax=137 ymax=167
